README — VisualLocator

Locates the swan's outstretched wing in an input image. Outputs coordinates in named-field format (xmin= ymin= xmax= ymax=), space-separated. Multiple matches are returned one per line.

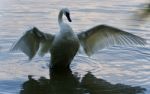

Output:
xmin=11 ymin=27 xmax=54 ymax=60
xmin=78 ymin=25 xmax=146 ymax=56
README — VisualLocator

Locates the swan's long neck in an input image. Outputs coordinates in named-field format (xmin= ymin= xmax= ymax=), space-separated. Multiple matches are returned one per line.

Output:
xmin=58 ymin=9 xmax=72 ymax=32
xmin=58 ymin=10 xmax=63 ymax=25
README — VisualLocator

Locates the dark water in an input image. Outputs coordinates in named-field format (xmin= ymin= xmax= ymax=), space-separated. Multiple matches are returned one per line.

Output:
xmin=0 ymin=0 xmax=149 ymax=94
xmin=20 ymin=71 xmax=146 ymax=94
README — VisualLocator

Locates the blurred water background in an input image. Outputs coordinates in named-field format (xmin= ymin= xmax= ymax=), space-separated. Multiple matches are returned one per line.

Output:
xmin=0 ymin=0 xmax=149 ymax=94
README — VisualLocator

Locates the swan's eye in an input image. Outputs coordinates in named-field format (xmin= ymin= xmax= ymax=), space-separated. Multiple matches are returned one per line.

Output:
xmin=65 ymin=12 xmax=70 ymax=16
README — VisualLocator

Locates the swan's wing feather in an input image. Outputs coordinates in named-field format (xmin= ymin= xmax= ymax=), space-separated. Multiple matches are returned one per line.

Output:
xmin=78 ymin=24 xmax=146 ymax=56
xmin=11 ymin=27 xmax=54 ymax=60
xmin=39 ymin=33 xmax=54 ymax=56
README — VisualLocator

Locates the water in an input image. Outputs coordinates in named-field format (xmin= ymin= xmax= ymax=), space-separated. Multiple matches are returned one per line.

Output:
xmin=0 ymin=0 xmax=150 ymax=94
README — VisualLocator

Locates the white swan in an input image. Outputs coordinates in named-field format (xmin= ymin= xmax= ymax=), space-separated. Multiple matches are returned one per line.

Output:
xmin=11 ymin=8 xmax=146 ymax=70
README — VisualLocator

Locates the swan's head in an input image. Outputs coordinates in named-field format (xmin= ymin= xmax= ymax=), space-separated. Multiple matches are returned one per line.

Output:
xmin=62 ymin=8 xmax=72 ymax=22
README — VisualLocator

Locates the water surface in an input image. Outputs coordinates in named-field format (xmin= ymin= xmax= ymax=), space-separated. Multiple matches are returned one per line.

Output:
xmin=0 ymin=0 xmax=150 ymax=94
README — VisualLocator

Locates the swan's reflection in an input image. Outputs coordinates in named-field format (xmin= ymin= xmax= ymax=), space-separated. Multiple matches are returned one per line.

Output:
xmin=20 ymin=70 xmax=146 ymax=94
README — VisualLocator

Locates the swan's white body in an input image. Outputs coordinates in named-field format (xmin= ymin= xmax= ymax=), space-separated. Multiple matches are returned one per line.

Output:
xmin=50 ymin=9 xmax=79 ymax=69
xmin=11 ymin=8 xmax=146 ymax=70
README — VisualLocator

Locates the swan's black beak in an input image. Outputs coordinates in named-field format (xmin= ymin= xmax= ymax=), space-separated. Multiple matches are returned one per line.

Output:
xmin=65 ymin=12 xmax=72 ymax=22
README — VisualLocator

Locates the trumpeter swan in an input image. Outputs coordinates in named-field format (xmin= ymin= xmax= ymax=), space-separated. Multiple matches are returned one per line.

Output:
xmin=11 ymin=8 xmax=146 ymax=70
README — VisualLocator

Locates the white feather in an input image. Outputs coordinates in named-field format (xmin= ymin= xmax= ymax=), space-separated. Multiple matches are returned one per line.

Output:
xmin=78 ymin=24 xmax=146 ymax=56
xmin=11 ymin=27 xmax=54 ymax=60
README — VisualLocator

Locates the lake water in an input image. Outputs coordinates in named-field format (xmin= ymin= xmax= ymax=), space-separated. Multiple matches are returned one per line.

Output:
xmin=0 ymin=0 xmax=150 ymax=94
